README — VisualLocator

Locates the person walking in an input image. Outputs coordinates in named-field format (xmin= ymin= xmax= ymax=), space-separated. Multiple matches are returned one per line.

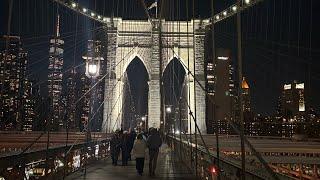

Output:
xmin=146 ymin=128 xmax=162 ymax=176
xmin=121 ymin=131 xmax=129 ymax=166
xmin=132 ymin=133 xmax=147 ymax=176
xmin=128 ymin=129 xmax=137 ymax=161
xmin=110 ymin=130 xmax=121 ymax=166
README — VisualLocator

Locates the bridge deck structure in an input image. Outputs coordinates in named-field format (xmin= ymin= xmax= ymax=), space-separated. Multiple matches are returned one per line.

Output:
xmin=66 ymin=144 xmax=196 ymax=180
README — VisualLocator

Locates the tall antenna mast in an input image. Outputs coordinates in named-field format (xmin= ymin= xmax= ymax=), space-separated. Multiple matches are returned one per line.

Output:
xmin=56 ymin=14 xmax=60 ymax=37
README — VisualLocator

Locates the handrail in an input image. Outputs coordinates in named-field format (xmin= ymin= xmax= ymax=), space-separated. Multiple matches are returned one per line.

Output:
xmin=0 ymin=135 xmax=111 ymax=179
xmin=167 ymin=135 xmax=292 ymax=180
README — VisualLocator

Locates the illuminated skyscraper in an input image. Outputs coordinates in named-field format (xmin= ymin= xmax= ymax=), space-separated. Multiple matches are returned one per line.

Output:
xmin=0 ymin=36 xmax=29 ymax=131
xmin=65 ymin=69 xmax=78 ymax=131
xmin=22 ymin=80 xmax=36 ymax=131
xmin=206 ymin=49 xmax=234 ymax=134
xmin=280 ymin=81 xmax=306 ymax=136
xmin=48 ymin=15 xmax=64 ymax=131
xmin=78 ymin=73 xmax=90 ymax=131
xmin=241 ymin=77 xmax=251 ymax=112
xmin=281 ymin=81 xmax=305 ymax=116
xmin=241 ymin=77 xmax=255 ymax=136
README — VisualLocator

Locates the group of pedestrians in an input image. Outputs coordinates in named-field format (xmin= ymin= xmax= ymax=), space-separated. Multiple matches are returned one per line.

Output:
xmin=110 ymin=129 xmax=136 ymax=166
xmin=110 ymin=128 xmax=162 ymax=176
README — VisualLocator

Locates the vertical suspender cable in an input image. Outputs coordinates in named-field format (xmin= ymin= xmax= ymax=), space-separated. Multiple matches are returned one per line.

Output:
xmin=192 ymin=0 xmax=198 ymax=176
xmin=1 ymin=0 xmax=13 ymax=98
xmin=178 ymin=0 xmax=183 ymax=159
xmin=186 ymin=0 xmax=193 ymax=170
xmin=308 ymin=0 xmax=313 ymax=111
xmin=236 ymin=0 xmax=246 ymax=179
xmin=211 ymin=0 xmax=220 ymax=178
xmin=46 ymin=2 xmax=59 ymax=177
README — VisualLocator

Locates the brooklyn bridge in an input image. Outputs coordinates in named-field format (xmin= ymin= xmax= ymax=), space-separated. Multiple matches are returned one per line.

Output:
xmin=0 ymin=0 xmax=319 ymax=180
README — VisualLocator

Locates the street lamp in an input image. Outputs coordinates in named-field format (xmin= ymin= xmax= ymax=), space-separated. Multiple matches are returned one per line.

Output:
xmin=83 ymin=41 xmax=103 ymax=79
xmin=83 ymin=57 xmax=102 ymax=78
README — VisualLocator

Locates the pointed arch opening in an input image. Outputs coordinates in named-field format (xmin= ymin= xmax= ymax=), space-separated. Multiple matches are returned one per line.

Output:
xmin=122 ymin=56 xmax=149 ymax=131
xmin=162 ymin=57 xmax=188 ymax=134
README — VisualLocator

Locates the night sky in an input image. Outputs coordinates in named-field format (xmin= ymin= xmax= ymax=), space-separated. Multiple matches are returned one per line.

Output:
xmin=1 ymin=0 xmax=320 ymax=115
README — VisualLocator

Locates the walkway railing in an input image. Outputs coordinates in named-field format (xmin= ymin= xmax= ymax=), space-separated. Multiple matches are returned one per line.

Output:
xmin=167 ymin=135 xmax=292 ymax=180
xmin=0 ymin=133 xmax=111 ymax=180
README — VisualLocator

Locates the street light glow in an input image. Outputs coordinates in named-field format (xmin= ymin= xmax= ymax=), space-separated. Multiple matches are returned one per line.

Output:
xmin=71 ymin=2 xmax=77 ymax=8
xmin=83 ymin=8 xmax=87 ymax=13
xmin=223 ymin=11 xmax=227 ymax=16
xmin=166 ymin=107 xmax=172 ymax=113
xmin=88 ymin=64 xmax=98 ymax=76
xmin=232 ymin=5 xmax=237 ymax=12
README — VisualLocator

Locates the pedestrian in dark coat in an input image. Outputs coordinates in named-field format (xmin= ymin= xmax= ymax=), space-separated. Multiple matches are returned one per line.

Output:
xmin=121 ymin=131 xmax=130 ymax=166
xmin=110 ymin=132 xmax=121 ymax=166
xmin=128 ymin=129 xmax=137 ymax=161
xmin=146 ymin=128 xmax=162 ymax=176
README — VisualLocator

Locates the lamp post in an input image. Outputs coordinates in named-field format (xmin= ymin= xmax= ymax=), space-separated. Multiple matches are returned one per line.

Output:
xmin=141 ymin=115 xmax=147 ymax=131
xmin=82 ymin=40 xmax=103 ymax=174
xmin=165 ymin=105 xmax=172 ymax=134
xmin=83 ymin=56 xmax=103 ymax=79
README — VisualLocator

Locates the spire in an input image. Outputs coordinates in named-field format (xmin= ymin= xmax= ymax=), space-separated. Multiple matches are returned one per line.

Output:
xmin=241 ymin=77 xmax=249 ymax=89
xmin=56 ymin=14 xmax=60 ymax=37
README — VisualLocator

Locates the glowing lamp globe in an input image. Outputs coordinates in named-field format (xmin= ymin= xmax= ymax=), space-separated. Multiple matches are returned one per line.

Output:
xmin=88 ymin=63 xmax=98 ymax=76
xmin=166 ymin=106 xmax=172 ymax=113
xmin=83 ymin=56 xmax=103 ymax=78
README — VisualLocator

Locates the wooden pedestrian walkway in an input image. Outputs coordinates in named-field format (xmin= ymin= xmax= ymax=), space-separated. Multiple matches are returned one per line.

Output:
xmin=66 ymin=144 xmax=197 ymax=180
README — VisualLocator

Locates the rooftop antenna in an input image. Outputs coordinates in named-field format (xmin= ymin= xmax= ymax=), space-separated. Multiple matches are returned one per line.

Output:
xmin=56 ymin=14 xmax=60 ymax=37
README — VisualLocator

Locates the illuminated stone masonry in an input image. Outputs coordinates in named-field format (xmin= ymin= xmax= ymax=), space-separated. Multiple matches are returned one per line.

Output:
xmin=102 ymin=18 xmax=209 ymax=134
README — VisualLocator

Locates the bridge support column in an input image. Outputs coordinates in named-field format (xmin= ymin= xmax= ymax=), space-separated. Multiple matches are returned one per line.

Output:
xmin=193 ymin=26 xmax=207 ymax=134
xmin=103 ymin=26 xmax=119 ymax=133
xmin=148 ymin=79 xmax=161 ymax=129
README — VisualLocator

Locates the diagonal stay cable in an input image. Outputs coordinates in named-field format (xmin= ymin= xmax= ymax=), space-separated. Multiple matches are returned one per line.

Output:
xmin=162 ymin=34 xmax=279 ymax=180
xmin=64 ymin=46 xmax=146 ymax=155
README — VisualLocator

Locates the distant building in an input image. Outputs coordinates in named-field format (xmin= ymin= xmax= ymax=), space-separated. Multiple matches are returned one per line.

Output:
xmin=241 ymin=77 xmax=255 ymax=136
xmin=241 ymin=77 xmax=251 ymax=112
xmin=280 ymin=81 xmax=306 ymax=136
xmin=22 ymin=80 xmax=36 ymax=131
xmin=78 ymin=73 xmax=90 ymax=132
xmin=206 ymin=49 xmax=235 ymax=134
xmin=48 ymin=15 xmax=64 ymax=131
xmin=65 ymin=69 xmax=78 ymax=131
xmin=0 ymin=36 xmax=30 ymax=131
xmin=281 ymin=81 xmax=305 ymax=117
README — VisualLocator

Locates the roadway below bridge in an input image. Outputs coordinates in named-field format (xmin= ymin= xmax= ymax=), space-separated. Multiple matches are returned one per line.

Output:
xmin=174 ymin=134 xmax=320 ymax=179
